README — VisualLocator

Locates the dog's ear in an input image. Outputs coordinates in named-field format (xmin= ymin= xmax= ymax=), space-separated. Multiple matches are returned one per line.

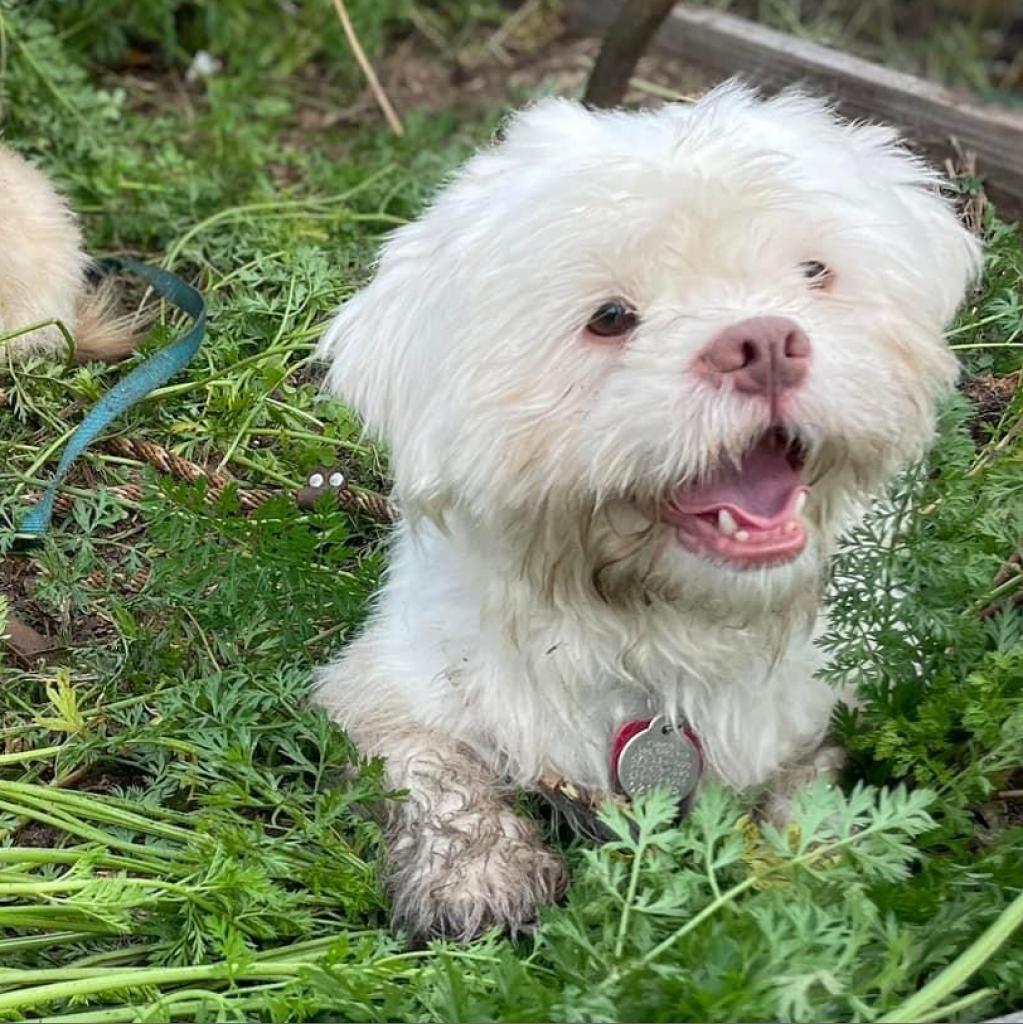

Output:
xmin=317 ymin=97 xmax=596 ymax=507
xmin=892 ymin=176 xmax=982 ymax=327
xmin=762 ymin=91 xmax=982 ymax=327
xmin=846 ymin=123 xmax=983 ymax=326
xmin=319 ymin=258 xmax=408 ymax=443
xmin=319 ymin=96 xmax=595 ymax=428
xmin=318 ymin=217 xmax=460 ymax=509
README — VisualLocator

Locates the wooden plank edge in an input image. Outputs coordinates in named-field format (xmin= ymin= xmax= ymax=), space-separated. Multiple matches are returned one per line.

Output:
xmin=566 ymin=0 xmax=1023 ymax=210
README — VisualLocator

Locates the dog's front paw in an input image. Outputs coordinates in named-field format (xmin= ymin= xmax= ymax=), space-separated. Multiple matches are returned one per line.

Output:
xmin=388 ymin=811 xmax=566 ymax=942
xmin=760 ymin=743 xmax=847 ymax=827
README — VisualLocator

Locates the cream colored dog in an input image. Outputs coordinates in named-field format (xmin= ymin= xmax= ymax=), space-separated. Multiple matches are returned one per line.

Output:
xmin=316 ymin=83 xmax=980 ymax=940
xmin=0 ymin=144 xmax=134 ymax=362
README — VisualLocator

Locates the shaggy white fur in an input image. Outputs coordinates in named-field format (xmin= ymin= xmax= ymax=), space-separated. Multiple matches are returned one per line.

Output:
xmin=0 ymin=144 xmax=135 ymax=362
xmin=315 ymin=83 xmax=981 ymax=940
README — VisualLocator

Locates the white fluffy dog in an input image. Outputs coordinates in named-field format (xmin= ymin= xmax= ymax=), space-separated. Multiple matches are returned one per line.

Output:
xmin=315 ymin=83 xmax=980 ymax=941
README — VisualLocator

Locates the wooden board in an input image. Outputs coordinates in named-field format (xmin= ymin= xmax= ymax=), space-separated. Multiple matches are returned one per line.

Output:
xmin=568 ymin=0 xmax=1023 ymax=210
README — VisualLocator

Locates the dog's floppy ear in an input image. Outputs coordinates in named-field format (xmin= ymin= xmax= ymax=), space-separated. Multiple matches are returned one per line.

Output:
xmin=846 ymin=123 xmax=982 ymax=326
xmin=891 ymin=174 xmax=982 ymax=327
xmin=911 ymin=188 xmax=982 ymax=327
xmin=318 ymin=97 xmax=590 ymax=505
xmin=318 ymin=256 xmax=408 ymax=443
xmin=319 ymin=95 xmax=596 ymax=432
xmin=318 ymin=218 xmax=458 ymax=507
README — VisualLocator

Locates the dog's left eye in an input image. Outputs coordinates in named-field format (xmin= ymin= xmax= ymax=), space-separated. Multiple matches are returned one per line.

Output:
xmin=801 ymin=261 xmax=832 ymax=289
xmin=586 ymin=300 xmax=639 ymax=338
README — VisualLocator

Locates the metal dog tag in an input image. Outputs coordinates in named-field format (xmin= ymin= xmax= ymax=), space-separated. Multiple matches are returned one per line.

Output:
xmin=615 ymin=715 xmax=702 ymax=804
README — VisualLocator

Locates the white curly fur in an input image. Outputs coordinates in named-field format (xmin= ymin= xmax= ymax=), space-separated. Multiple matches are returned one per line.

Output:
xmin=315 ymin=83 xmax=981 ymax=940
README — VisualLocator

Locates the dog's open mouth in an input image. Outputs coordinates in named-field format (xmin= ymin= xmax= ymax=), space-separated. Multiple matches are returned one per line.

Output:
xmin=661 ymin=428 xmax=809 ymax=569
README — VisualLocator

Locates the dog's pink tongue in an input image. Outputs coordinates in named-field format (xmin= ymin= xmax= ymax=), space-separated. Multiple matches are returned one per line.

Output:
xmin=676 ymin=440 xmax=802 ymax=523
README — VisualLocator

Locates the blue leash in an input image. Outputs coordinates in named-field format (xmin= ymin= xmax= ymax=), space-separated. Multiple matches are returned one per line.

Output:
xmin=15 ymin=257 xmax=206 ymax=547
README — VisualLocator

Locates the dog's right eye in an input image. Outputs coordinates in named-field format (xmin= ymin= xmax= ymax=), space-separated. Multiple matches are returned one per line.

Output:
xmin=800 ymin=260 xmax=833 ymax=290
xmin=586 ymin=301 xmax=638 ymax=338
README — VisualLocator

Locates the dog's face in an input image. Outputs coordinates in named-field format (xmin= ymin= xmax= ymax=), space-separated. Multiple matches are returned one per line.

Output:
xmin=321 ymin=85 xmax=980 ymax=611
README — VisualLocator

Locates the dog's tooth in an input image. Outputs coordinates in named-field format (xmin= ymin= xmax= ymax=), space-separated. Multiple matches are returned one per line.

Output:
xmin=794 ymin=491 xmax=807 ymax=516
xmin=717 ymin=509 xmax=738 ymax=536
xmin=734 ymin=529 xmax=750 ymax=542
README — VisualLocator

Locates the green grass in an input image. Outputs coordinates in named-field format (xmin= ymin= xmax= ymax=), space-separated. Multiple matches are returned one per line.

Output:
xmin=1 ymin=3 xmax=1022 ymax=1021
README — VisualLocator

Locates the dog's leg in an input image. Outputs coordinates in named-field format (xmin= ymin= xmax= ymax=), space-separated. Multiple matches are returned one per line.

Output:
xmin=760 ymin=743 xmax=847 ymax=827
xmin=375 ymin=729 xmax=567 ymax=942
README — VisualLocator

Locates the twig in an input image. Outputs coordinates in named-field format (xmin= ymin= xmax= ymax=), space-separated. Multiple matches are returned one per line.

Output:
xmin=405 ymin=6 xmax=448 ymax=54
xmin=944 ymin=143 xmax=988 ymax=236
xmin=328 ymin=0 xmax=404 ymax=137
xmin=977 ymin=553 xmax=1023 ymax=620
xmin=970 ymin=402 xmax=1023 ymax=479
xmin=85 ymin=566 xmax=150 ymax=595
xmin=628 ymin=75 xmax=696 ymax=102
xmin=485 ymin=0 xmax=542 ymax=62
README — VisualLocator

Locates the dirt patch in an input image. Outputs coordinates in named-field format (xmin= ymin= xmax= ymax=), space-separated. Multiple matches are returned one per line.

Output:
xmin=1 ymin=557 xmax=54 ymax=640
xmin=961 ymin=371 xmax=1021 ymax=445
xmin=286 ymin=13 xmax=719 ymax=145
xmin=2 ymin=519 xmax=125 ymax=654
xmin=11 ymin=821 xmax=64 ymax=847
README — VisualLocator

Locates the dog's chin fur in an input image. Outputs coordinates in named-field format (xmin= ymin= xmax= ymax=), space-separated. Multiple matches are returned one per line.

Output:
xmin=313 ymin=82 xmax=981 ymax=941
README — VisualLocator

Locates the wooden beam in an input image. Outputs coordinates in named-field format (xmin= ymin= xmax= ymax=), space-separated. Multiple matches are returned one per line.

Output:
xmin=568 ymin=0 xmax=1023 ymax=209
